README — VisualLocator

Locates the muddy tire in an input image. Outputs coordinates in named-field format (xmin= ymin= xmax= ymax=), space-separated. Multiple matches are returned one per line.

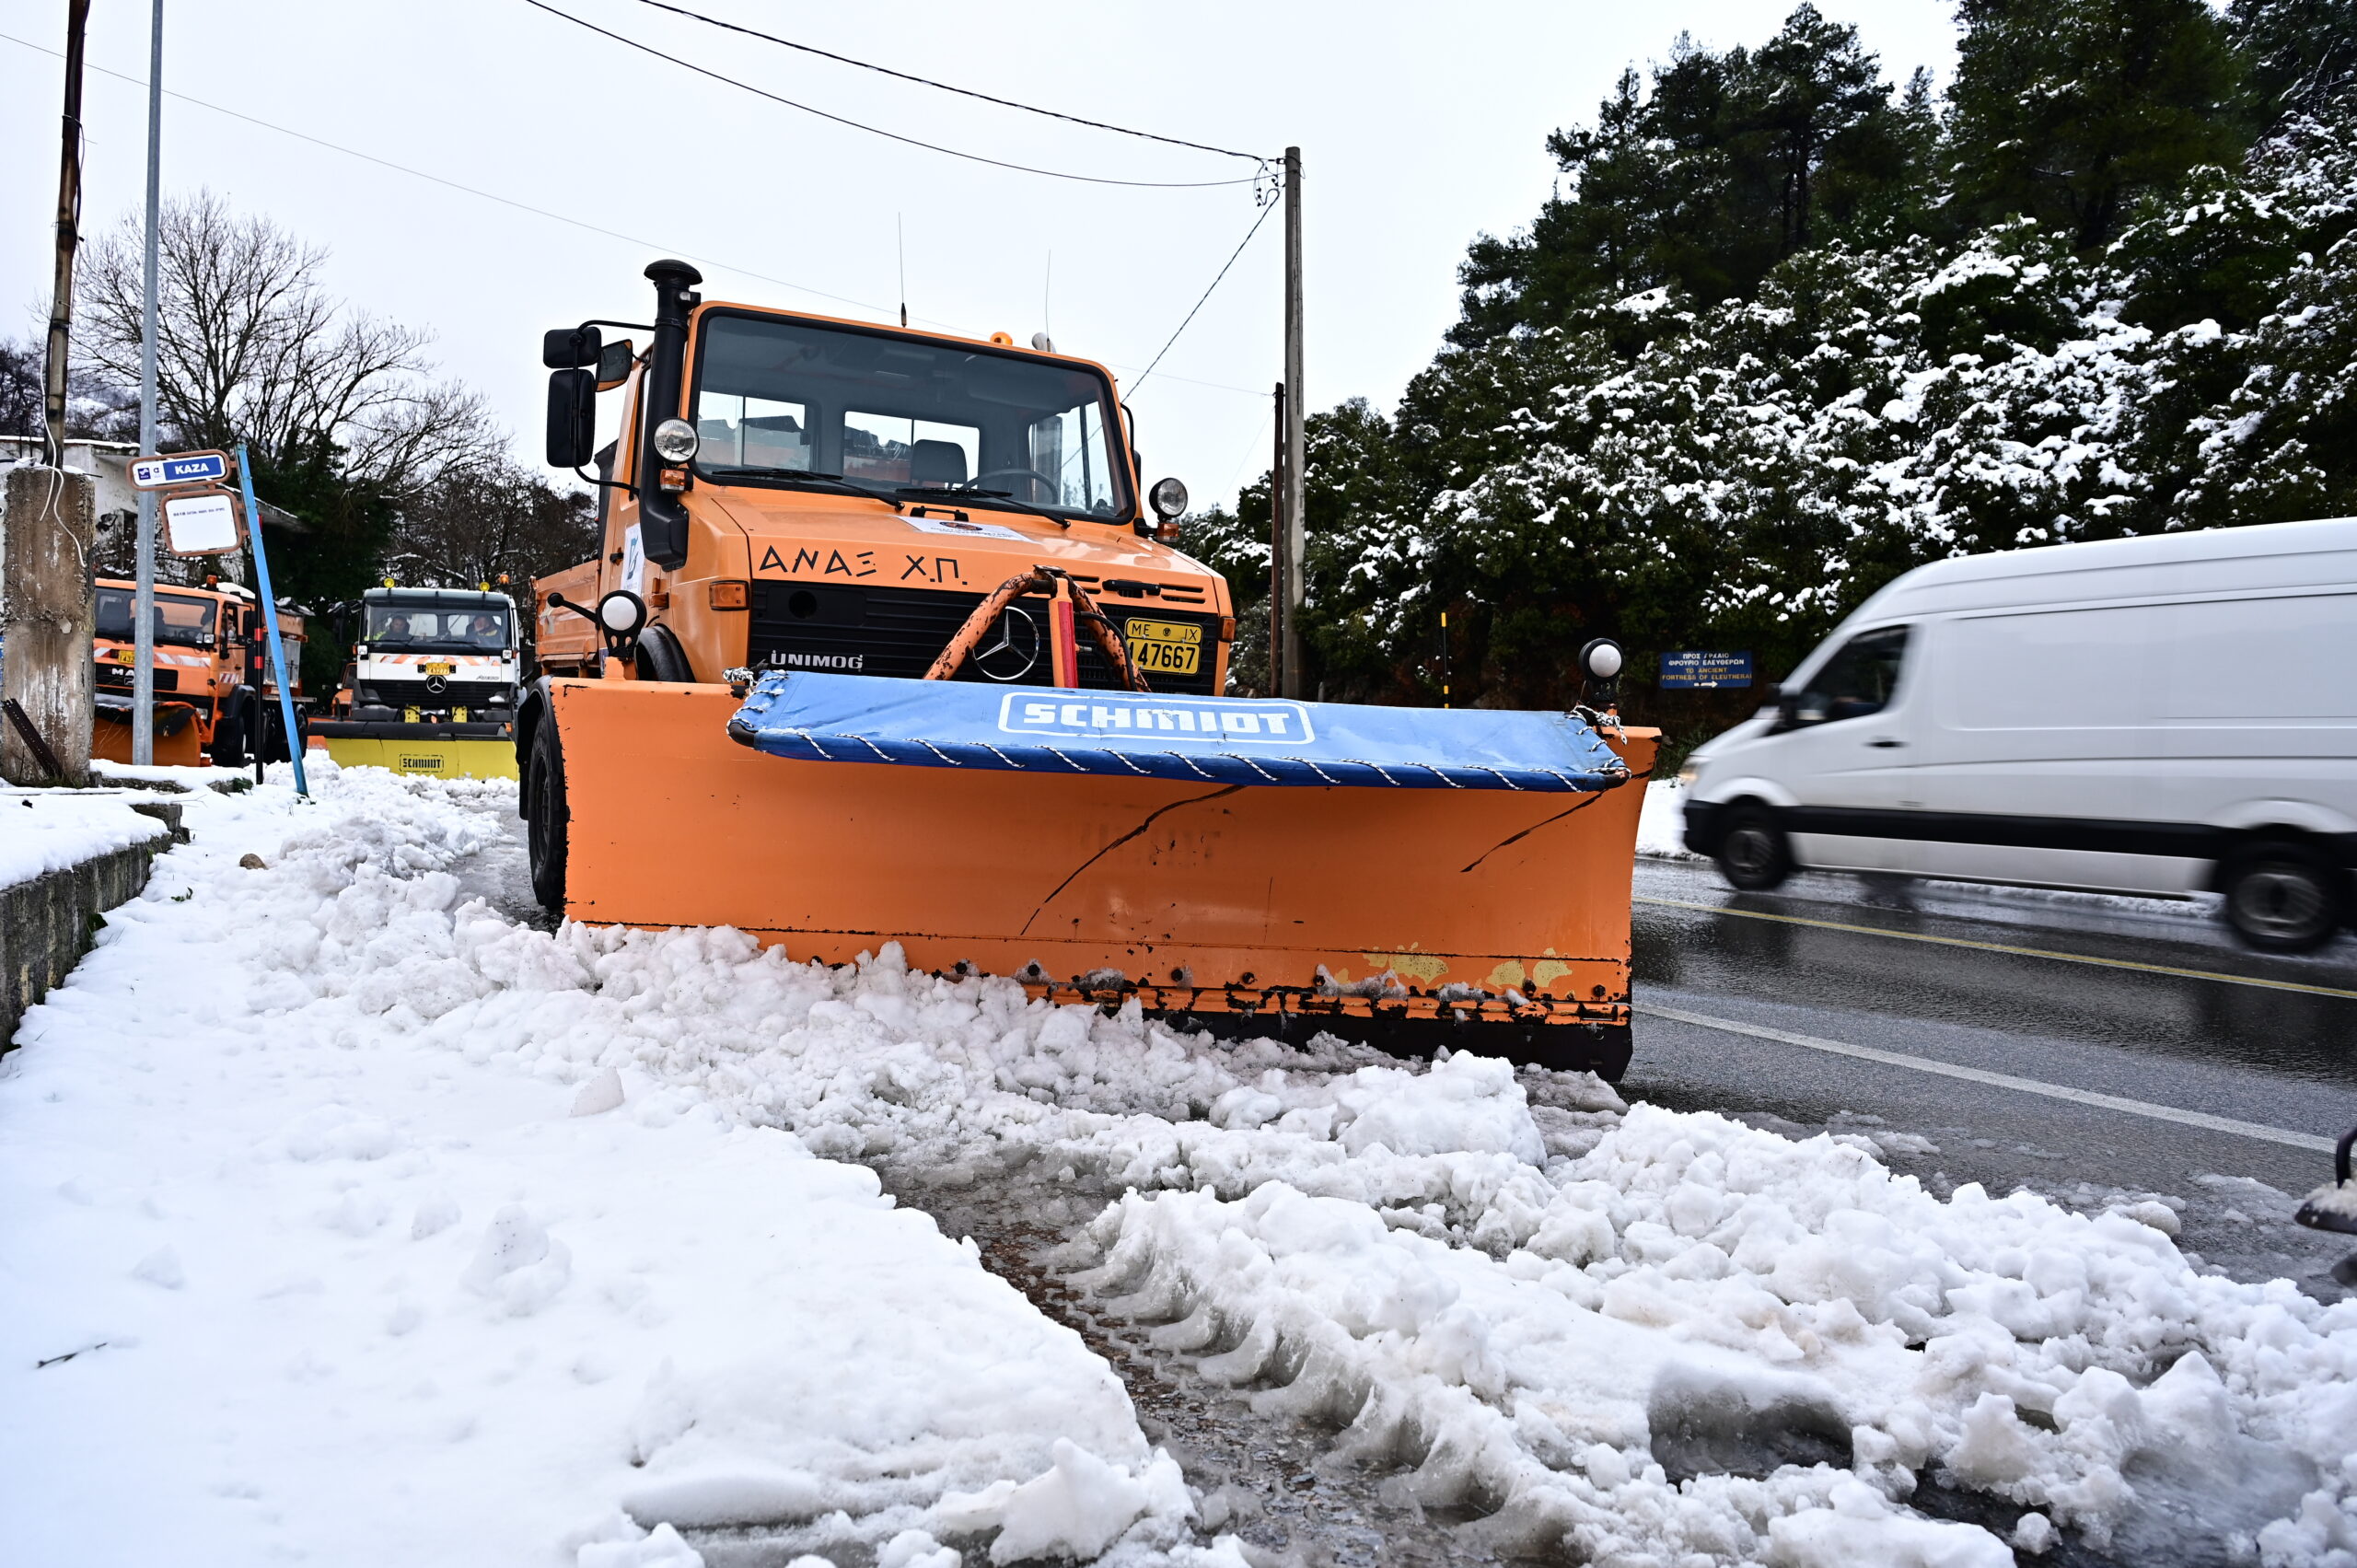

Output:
xmin=526 ymin=714 xmax=568 ymax=913
xmin=1715 ymin=806 xmax=1793 ymax=892
xmin=2221 ymin=841 xmax=2346 ymax=954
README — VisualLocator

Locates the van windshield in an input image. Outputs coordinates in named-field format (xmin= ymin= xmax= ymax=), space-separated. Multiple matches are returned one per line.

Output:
xmin=1797 ymin=625 xmax=1910 ymax=723
xmin=691 ymin=312 xmax=1131 ymax=521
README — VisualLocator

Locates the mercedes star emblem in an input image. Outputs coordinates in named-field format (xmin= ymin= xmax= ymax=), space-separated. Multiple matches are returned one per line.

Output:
xmin=973 ymin=606 xmax=1041 ymax=681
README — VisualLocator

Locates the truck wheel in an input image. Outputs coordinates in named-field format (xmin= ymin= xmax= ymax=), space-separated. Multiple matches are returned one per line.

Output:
xmin=1715 ymin=806 xmax=1793 ymax=891
xmin=526 ymin=715 xmax=568 ymax=913
xmin=2222 ymin=842 xmax=2345 ymax=954
xmin=211 ymin=693 xmax=250 ymax=768
xmin=635 ymin=626 xmax=694 ymax=684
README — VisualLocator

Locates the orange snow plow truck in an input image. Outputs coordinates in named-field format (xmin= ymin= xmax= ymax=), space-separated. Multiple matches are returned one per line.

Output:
xmin=524 ymin=261 xmax=1655 ymax=1076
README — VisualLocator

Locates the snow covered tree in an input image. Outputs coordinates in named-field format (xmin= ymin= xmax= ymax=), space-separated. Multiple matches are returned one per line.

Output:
xmin=1453 ymin=6 xmax=1933 ymax=344
xmin=1945 ymin=0 xmax=2247 ymax=250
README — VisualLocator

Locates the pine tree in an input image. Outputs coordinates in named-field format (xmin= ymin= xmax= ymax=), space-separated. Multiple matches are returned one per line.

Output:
xmin=1947 ymin=0 xmax=2247 ymax=250
xmin=1452 ymin=6 xmax=1928 ymax=343
xmin=2229 ymin=0 xmax=2357 ymax=120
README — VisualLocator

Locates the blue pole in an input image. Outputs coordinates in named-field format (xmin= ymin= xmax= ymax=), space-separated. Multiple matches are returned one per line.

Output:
xmin=235 ymin=442 xmax=308 ymax=798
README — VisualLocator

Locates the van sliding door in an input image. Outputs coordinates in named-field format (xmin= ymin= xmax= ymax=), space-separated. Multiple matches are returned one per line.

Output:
xmin=1908 ymin=606 xmax=2181 ymax=894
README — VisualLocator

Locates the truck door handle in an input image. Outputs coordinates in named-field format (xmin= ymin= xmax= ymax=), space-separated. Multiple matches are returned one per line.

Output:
xmin=1867 ymin=738 xmax=1906 ymax=749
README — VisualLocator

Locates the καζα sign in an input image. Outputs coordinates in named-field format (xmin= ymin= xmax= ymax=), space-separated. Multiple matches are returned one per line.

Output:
xmin=128 ymin=450 xmax=231 ymax=490
xmin=1659 ymin=651 xmax=1753 ymax=689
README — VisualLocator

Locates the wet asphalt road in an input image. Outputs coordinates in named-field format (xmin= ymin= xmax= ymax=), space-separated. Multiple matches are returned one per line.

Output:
xmin=1627 ymin=856 xmax=2357 ymax=1296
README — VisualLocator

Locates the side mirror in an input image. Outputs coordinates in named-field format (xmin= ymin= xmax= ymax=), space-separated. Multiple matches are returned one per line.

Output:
xmin=1771 ymin=690 xmax=1820 ymax=731
xmin=596 ymin=338 xmax=636 ymax=390
xmin=542 ymin=324 xmax=602 ymax=369
xmin=546 ymin=368 xmax=597 ymax=469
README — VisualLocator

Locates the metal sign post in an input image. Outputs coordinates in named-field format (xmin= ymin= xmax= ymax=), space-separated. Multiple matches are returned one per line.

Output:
xmin=134 ymin=0 xmax=165 ymax=766
xmin=233 ymin=443 xmax=308 ymax=798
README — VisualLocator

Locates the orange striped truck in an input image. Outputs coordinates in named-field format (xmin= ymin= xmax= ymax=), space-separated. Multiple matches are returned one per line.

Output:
xmin=90 ymin=577 xmax=304 ymax=766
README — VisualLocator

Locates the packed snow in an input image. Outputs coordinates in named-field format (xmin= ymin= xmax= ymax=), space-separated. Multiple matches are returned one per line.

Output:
xmin=6 ymin=762 xmax=2356 ymax=1566
xmin=1637 ymin=778 xmax=1699 ymax=859
xmin=0 ymin=786 xmax=171 ymax=887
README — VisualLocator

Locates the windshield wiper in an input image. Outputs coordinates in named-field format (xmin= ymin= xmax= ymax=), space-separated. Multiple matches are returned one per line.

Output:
xmin=704 ymin=466 xmax=894 ymax=502
xmin=894 ymin=486 xmax=1072 ymax=529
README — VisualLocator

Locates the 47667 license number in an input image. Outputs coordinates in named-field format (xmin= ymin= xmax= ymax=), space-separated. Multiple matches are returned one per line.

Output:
xmin=1122 ymin=618 xmax=1202 ymax=677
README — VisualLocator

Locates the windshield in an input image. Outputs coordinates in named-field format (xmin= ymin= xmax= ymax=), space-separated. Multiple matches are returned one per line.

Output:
xmin=365 ymin=604 xmax=511 ymax=651
xmin=95 ymin=587 xmax=218 ymax=648
xmin=691 ymin=312 xmax=1132 ymax=519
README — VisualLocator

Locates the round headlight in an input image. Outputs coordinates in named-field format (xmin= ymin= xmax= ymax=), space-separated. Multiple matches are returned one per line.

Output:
xmin=1581 ymin=638 xmax=1624 ymax=680
xmin=598 ymin=591 xmax=646 ymax=634
xmin=653 ymin=417 xmax=699 ymax=464
xmin=1148 ymin=476 xmax=1189 ymax=520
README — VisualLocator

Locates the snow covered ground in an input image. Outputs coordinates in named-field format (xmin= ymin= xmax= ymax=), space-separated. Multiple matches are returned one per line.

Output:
xmin=6 ymin=764 xmax=2356 ymax=1566
xmin=1636 ymin=779 xmax=1700 ymax=860
xmin=0 ymin=786 xmax=171 ymax=887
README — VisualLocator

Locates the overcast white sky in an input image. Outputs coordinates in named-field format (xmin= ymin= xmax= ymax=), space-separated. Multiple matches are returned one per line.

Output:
xmin=3 ymin=0 xmax=1960 ymax=510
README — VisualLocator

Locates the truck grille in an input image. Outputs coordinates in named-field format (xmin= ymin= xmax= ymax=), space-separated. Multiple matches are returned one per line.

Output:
xmin=95 ymin=662 xmax=179 ymax=693
xmin=362 ymin=678 xmax=514 ymax=707
xmin=747 ymin=582 xmax=1221 ymax=695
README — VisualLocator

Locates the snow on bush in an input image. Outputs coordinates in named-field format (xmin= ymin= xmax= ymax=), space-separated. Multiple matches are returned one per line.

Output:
xmin=8 ymin=765 xmax=2357 ymax=1565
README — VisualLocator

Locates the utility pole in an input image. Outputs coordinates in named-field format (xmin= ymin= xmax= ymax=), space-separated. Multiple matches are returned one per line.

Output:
xmin=42 ymin=0 xmax=91 ymax=468
xmin=1268 ymin=381 xmax=1286 ymax=695
xmin=1279 ymin=145 xmax=1306 ymax=700
xmin=134 ymin=0 xmax=166 ymax=765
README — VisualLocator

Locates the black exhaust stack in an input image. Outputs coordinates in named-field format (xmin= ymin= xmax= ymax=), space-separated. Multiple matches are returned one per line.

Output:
xmin=637 ymin=259 xmax=703 ymax=570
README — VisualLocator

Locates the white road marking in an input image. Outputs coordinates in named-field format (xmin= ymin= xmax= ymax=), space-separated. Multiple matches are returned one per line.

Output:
xmin=1635 ymin=1001 xmax=2337 ymax=1153
xmin=1633 ymin=895 xmax=2357 ymax=1001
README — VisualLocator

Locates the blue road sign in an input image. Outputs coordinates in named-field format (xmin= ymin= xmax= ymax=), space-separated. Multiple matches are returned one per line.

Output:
xmin=129 ymin=450 xmax=231 ymax=489
xmin=1660 ymin=651 xmax=1753 ymax=689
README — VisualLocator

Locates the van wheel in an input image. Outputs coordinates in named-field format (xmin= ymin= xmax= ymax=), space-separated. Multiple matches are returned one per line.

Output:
xmin=526 ymin=715 xmax=568 ymax=913
xmin=1716 ymin=807 xmax=1793 ymax=892
xmin=2222 ymin=842 xmax=2345 ymax=954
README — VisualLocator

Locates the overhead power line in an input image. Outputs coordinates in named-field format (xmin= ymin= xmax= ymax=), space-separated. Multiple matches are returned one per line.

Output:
xmin=1129 ymin=196 xmax=1280 ymax=395
xmin=517 ymin=0 xmax=1260 ymax=190
xmin=630 ymin=0 xmax=1266 ymax=167
xmin=0 ymin=29 xmax=1272 ymax=400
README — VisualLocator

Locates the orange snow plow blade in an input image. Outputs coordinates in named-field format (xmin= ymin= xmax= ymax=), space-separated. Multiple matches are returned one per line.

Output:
xmin=540 ymin=679 xmax=1655 ymax=1075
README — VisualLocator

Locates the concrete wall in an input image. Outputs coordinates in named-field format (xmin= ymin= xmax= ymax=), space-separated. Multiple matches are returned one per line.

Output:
xmin=2 ymin=466 xmax=97 ymax=784
xmin=2 ymin=836 xmax=157 ymax=1048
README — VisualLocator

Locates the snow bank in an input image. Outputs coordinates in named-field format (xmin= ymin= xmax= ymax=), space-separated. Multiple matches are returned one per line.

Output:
xmin=9 ymin=763 xmax=2355 ymax=1565
xmin=0 ymin=769 xmax=1213 ymax=1566
xmin=1637 ymin=778 xmax=1700 ymax=859
xmin=0 ymin=786 xmax=170 ymax=887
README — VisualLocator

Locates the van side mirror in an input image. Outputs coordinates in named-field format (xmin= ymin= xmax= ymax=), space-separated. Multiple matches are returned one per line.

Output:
xmin=543 ymin=325 xmax=602 ymax=369
xmin=546 ymin=368 xmax=597 ymax=468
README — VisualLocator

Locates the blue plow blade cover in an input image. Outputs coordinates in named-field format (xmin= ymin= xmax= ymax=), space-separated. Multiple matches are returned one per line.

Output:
xmin=726 ymin=672 xmax=1630 ymax=792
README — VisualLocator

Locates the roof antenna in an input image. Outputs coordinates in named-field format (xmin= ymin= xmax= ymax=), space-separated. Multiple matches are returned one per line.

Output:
xmin=1044 ymin=250 xmax=1052 ymax=338
xmin=897 ymin=213 xmax=908 ymax=328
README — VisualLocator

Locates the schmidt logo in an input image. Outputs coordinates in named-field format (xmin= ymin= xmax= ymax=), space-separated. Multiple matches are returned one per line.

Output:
xmin=998 ymin=693 xmax=1315 ymax=747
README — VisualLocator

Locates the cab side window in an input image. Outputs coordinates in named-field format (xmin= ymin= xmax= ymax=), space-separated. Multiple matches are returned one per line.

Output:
xmin=1796 ymin=625 xmax=1910 ymax=725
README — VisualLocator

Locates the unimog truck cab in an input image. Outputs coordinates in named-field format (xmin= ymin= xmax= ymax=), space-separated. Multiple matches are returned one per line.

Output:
xmin=528 ymin=260 xmax=1225 ymax=694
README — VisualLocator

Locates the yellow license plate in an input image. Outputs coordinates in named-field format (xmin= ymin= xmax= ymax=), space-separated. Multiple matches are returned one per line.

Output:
xmin=1123 ymin=619 xmax=1202 ymax=677
xmin=110 ymin=647 xmax=134 ymax=663
xmin=422 ymin=661 xmax=456 ymax=676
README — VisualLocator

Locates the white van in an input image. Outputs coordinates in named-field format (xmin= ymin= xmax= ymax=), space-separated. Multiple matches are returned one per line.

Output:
xmin=1678 ymin=518 xmax=2357 ymax=952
